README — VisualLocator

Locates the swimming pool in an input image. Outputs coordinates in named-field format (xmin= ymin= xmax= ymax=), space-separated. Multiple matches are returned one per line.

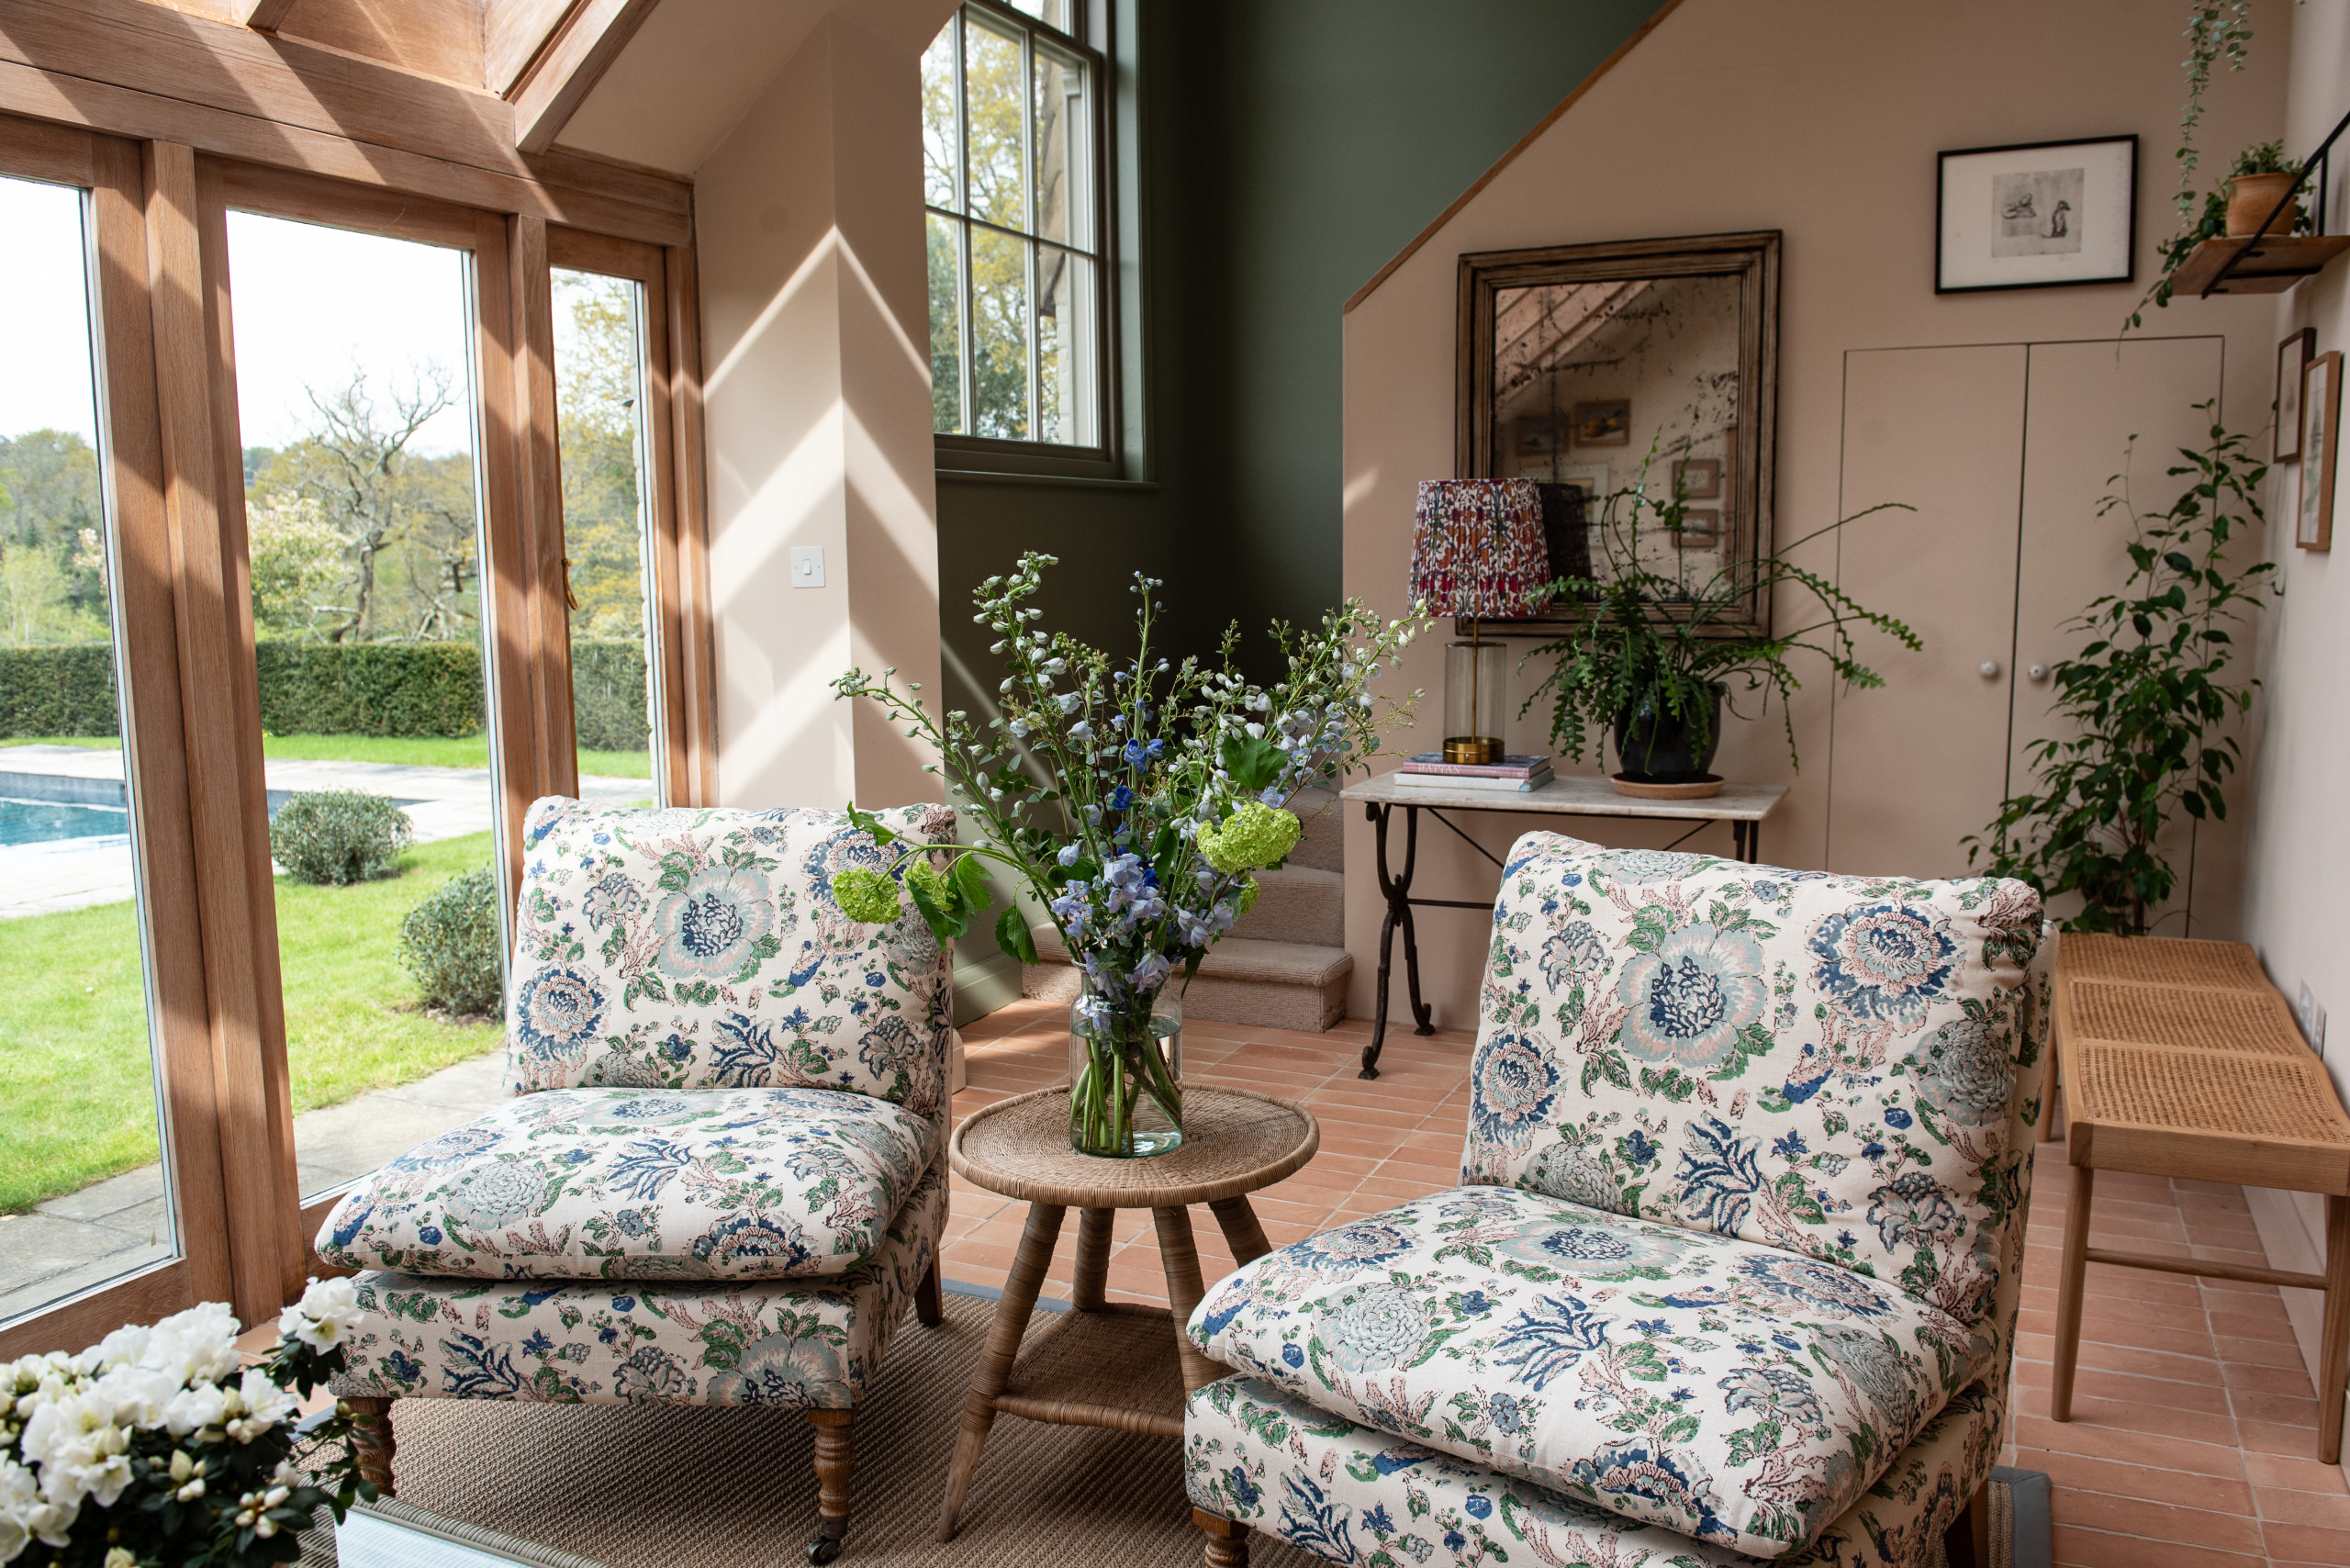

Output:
xmin=0 ymin=796 xmax=130 ymax=847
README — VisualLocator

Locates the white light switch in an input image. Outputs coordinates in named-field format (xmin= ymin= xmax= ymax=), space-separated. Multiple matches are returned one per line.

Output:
xmin=790 ymin=545 xmax=825 ymax=588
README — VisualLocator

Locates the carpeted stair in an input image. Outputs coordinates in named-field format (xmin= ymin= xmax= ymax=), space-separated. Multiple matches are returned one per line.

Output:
xmin=1021 ymin=788 xmax=1352 ymax=1032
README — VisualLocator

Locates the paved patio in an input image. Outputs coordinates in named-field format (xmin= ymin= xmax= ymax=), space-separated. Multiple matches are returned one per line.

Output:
xmin=0 ymin=744 xmax=651 ymax=916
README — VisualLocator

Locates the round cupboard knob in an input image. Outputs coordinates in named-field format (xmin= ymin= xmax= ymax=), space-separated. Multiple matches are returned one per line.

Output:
xmin=1978 ymin=660 xmax=2001 ymax=679
xmin=2027 ymin=663 xmax=2048 ymax=682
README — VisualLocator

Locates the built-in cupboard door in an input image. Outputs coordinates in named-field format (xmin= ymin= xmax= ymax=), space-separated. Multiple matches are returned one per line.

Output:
xmin=1827 ymin=345 xmax=2028 ymax=879
xmin=2011 ymin=336 xmax=2226 ymax=933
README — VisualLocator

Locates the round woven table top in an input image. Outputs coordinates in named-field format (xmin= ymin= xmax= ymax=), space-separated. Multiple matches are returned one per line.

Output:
xmin=950 ymin=1086 xmax=1320 ymax=1208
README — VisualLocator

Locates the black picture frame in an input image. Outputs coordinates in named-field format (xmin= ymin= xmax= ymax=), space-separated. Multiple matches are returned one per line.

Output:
xmin=1935 ymin=134 xmax=2138 ymax=294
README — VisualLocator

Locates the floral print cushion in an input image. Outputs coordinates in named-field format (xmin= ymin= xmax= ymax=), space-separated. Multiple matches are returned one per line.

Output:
xmin=1186 ymin=1186 xmax=1978 ymax=1560
xmin=1185 ymin=1371 xmax=2004 ymax=1568
xmin=314 ymin=1086 xmax=938 ymax=1282
xmin=1467 ymin=835 xmax=2044 ymax=1323
xmin=330 ymin=1155 xmax=946 ymax=1408
xmin=508 ymin=798 xmax=956 ymax=1114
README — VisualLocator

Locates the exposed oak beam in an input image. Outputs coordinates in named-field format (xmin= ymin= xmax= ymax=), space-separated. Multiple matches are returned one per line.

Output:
xmin=509 ymin=0 xmax=657 ymax=156
xmin=486 ymin=0 xmax=579 ymax=95
xmin=234 ymin=0 xmax=300 ymax=32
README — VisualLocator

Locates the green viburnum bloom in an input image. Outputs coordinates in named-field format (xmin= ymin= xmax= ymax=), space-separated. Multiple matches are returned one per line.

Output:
xmin=832 ymin=867 xmax=903 ymax=924
xmin=1236 ymin=875 xmax=1261 ymax=918
xmin=1198 ymin=801 xmax=1301 ymax=874
xmin=904 ymin=859 xmax=952 ymax=911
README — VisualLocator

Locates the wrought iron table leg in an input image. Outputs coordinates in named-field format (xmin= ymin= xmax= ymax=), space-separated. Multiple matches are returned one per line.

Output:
xmin=1361 ymin=802 xmax=1430 ymax=1080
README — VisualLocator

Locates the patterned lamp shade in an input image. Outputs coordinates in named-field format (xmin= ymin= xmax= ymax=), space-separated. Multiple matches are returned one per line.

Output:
xmin=1407 ymin=479 xmax=1550 ymax=618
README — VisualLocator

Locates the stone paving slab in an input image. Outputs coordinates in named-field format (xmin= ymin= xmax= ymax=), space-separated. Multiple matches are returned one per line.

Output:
xmin=0 ymin=745 xmax=652 ymax=918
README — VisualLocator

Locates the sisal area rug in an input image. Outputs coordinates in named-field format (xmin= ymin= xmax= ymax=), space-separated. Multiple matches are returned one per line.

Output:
xmin=303 ymin=1291 xmax=2050 ymax=1568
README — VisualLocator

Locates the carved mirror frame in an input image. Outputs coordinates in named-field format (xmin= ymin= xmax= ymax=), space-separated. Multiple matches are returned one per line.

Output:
xmin=1456 ymin=230 xmax=1781 ymax=636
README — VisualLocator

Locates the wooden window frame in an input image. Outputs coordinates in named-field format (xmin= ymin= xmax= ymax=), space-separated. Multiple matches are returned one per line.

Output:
xmin=0 ymin=110 xmax=715 ymax=1348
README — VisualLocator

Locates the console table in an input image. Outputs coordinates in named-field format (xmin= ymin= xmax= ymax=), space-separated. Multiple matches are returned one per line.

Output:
xmin=2048 ymin=932 xmax=2350 ymax=1462
xmin=1337 ymin=771 xmax=1786 ymax=1079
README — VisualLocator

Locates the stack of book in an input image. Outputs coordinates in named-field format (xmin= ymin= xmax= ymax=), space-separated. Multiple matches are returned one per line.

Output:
xmin=1392 ymin=752 xmax=1555 ymax=792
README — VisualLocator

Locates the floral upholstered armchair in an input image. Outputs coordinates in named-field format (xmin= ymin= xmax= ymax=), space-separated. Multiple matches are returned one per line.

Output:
xmin=316 ymin=798 xmax=957 ymax=1565
xmin=1182 ymin=835 xmax=2050 ymax=1568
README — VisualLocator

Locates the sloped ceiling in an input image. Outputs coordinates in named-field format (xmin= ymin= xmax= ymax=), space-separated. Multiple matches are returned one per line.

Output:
xmin=559 ymin=0 xmax=957 ymax=175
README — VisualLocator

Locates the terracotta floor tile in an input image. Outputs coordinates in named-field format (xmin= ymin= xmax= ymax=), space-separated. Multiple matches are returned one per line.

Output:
xmin=2255 ymin=1487 xmax=2350 ymax=1528
xmin=2050 ymin=1524 xmax=2269 ymax=1568
xmin=2244 ymin=1452 xmax=2350 ymax=1495
xmin=2261 ymin=1522 xmax=2350 ymax=1563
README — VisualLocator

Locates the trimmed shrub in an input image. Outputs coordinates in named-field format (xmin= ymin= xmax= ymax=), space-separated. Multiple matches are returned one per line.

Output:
xmin=270 ymin=790 xmax=414 ymax=885
xmin=0 ymin=644 xmax=119 ymax=736
xmin=571 ymin=639 xmax=650 ymax=754
xmin=253 ymin=642 xmax=486 ymax=737
xmin=399 ymin=865 xmax=503 ymax=1015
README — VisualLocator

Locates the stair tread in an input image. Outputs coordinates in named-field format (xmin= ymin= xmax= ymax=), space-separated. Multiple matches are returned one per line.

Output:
xmin=1029 ymin=925 xmax=1352 ymax=985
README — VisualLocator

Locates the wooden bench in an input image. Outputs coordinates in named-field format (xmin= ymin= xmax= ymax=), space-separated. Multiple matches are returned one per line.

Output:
xmin=2050 ymin=932 xmax=2350 ymax=1462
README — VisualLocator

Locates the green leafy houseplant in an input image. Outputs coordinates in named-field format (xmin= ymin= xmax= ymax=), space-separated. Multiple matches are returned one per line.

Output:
xmin=1521 ymin=454 xmax=1918 ymax=778
xmin=1966 ymin=409 xmax=2277 ymax=933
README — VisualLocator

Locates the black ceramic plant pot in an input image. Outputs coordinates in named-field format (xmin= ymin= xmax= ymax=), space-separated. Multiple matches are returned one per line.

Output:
xmin=1613 ymin=685 xmax=1726 ymax=782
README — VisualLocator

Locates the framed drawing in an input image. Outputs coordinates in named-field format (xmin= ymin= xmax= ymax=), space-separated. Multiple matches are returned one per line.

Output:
xmin=1673 ymin=509 xmax=1722 ymax=551
xmin=2299 ymin=349 xmax=2339 ymax=551
xmin=1458 ymin=230 xmax=1781 ymax=635
xmin=2277 ymin=328 xmax=2315 ymax=463
xmin=1936 ymin=135 xmax=2136 ymax=292
xmin=1516 ymin=413 xmax=1565 ymax=456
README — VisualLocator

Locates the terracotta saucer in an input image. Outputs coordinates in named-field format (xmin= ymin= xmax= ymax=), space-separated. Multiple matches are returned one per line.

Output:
xmin=1610 ymin=772 xmax=1724 ymax=800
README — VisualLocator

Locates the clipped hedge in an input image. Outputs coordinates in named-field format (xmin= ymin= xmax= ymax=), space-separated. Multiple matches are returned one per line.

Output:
xmin=2 ymin=639 xmax=650 ymax=750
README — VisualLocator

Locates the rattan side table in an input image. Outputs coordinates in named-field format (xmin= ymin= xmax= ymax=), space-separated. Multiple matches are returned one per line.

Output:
xmin=935 ymin=1085 xmax=1319 ymax=1540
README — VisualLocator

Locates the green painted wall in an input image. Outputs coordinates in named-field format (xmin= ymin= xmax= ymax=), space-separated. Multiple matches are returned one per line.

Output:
xmin=937 ymin=0 xmax=1658 ymax=963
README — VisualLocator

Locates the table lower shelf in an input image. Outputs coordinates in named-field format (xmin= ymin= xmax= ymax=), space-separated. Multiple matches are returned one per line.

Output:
xmin=995 ymin=1301 xmax=1190 ymax=1439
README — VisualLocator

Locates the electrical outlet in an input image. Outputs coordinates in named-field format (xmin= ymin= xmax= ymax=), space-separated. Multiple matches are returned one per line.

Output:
xmin=2297 ymin=981 xmax=2328 ymax=1059
xmin=789 ymin=545 xmax=825 ymax=588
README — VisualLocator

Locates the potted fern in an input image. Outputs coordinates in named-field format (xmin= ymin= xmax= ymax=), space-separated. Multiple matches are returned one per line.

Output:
xmin=1521 ymin=453 xmax=1918 ymax=793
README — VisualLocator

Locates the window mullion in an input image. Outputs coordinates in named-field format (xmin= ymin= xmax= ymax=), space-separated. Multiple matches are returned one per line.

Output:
xmin=1020 ymin=23 xmax=1040 ymax=439
xmin=954 ymin=10 xmax=975 ymax=433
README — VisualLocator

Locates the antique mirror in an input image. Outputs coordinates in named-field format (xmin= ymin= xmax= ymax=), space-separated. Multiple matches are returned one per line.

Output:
xmin=1457 ymin=230 xmax=1780 ymax=635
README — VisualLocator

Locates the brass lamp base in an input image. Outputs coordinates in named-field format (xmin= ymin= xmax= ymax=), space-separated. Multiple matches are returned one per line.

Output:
xmin=1443 ymin=736 xmax=1503 ymax=766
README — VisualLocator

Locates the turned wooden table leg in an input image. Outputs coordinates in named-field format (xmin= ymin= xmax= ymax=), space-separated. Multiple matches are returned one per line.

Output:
xmin=1194 ymin=1508 xmax=1250 ymax=1567
xmin=1154 ymin=1204 xmax=1230 ymax=1394
xmin=1208 ymin=1195 xmax=1272 ymax=1267
xmin=345 ymin=1396 xmax=396 ymax=1496
xmin=804 ymin=1408 xmax=855 ymax=1564
xmin=1073 ymin=1206 xmax=1113 ymax=1310
xmin=938 ymin=1201 xmax=1066 ymax=1540
xmin=2050 ymin=1163 xmax=2095 ymax=1423
xmin=2321 ymin=1193 xmax=2350 ymax=1465
xmin=915 ymin=1258 xmax=944 ymax=1327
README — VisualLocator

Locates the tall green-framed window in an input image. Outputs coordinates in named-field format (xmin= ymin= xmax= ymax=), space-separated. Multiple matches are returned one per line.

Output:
xmin=923 ymin=0 xmax=1107 ymax=460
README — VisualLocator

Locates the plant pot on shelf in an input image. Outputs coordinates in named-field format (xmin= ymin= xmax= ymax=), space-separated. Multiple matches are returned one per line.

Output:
xmin=1069 ymin=979 xmax=1184 ymax=1158
xmin=2226 ymin=171 xmax=2301 ymax=237
xmin=1612 ymin=684 xmax=1725 ymax=792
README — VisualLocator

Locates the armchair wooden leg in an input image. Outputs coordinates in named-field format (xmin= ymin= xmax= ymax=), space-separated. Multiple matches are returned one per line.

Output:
xmin=2320 ymin=1193 xmax=2350 ymax=1465
xmin=915 ymin=1258 xmax=944 ymax=1327
xmin=1193 ymin=1508 xmax=1249 ymax=1568
xmin=345 ymin=1396 xmax=396 ymax=1497
xmin=2050 ymin=1163 xmax=2094 ymax=1423
xmin=805 ymin=1408 xmax=855 ymax=1564
xmin=1941 ymin=1478 xmax=1989 ymax=1568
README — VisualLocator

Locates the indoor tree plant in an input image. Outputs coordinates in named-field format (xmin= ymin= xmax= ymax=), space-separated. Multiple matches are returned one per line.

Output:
xmin=1966 ymin=409 xmax=2277 ymax=934
xmin=1520 ymin=451 xmax=1918 ymax=786
xmin=832 ymin=554 xmax=1427 ymax=1157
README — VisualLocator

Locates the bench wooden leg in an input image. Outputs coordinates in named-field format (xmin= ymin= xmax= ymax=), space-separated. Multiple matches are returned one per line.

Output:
xmin=2051 ymin=1164 xmax=2095 ymax=1423
xmin=346 ymin=1396 xmax=396 ymax=1496
xmin=1194 ymin=1508 xmax=1249 ymax=1568
xmin=2322 ymin=1194 xmax=2350 ymax=1465
xmin=805 ymin=1408 xmax=854 ymax=1564
xmin=1941 ymin=1479 xmax=1989 ymax=1568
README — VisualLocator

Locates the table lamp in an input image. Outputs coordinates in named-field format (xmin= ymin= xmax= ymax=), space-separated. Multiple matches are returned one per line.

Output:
xmin=1409 ymin=478 xmax=1549 ymax=765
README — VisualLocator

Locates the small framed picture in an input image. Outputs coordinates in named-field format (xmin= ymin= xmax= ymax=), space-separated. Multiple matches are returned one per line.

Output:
xmin=2299 ymin=350 xmax=2339 ymax=551
xmin=1937 ymin=135 xmax=2136 ymax=293
xmin=1516 ymin=414 xmax=1565 ymax=456
xmin=1673 ymin=457 xmax=1722 ymax=499
xmin=1574 ymin=399 xmax=1630 ymax=446
xmin=1673 ymin=509 xmax=1722 ymax=551
xmin=2277 ymin=328 xmax=2315 ymax=463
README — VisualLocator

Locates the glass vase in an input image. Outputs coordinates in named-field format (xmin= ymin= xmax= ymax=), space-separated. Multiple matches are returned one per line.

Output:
xmin=1068 ymin=981 xmax=1184 ymax=1158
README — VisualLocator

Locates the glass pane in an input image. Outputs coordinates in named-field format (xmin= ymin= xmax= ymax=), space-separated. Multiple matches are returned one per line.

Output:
xmin=964 ymin=15 xmax=1026 ymax=231
xmin=1036 ymin=245 xmax=1095 ymax=446
xmin=928 ymin=213 xmax=967 ymax=434
xmin=921 ymin=17 xmax=959 ymax=212
xmin=1003 ymin=0 xmax=1073 ymax=28
xmin=225 ymin=212 xmax=506 ymax=1201
xmin=970 ymin=226 xmax=1031 ymax=439
xmin=0 ymin=174 xmax=179 ymax=1322
xmin=552 ymin=267 xmax=660 ymax=801
xmin=1032 ymin=40 xmax=1089 ymax=249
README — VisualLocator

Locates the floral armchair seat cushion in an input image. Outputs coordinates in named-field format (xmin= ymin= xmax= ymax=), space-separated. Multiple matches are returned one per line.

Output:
xmin=315 ymin=1086 xmax=938 ymax=1282
xmin=330 ymin=1156 xmax=946 ymax=1408
xmin=1468 ymin=836 xmax=2042 ymax=1325
xmin=1186 ymin=1186 xmax=1979 ymax=1561
xmin=508 ymin=798 xmax=957 ymax=1114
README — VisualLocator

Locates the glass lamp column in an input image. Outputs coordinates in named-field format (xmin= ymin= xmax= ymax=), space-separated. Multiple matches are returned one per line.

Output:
xmin=1443 ymin=627 xmax=1507 ymax=765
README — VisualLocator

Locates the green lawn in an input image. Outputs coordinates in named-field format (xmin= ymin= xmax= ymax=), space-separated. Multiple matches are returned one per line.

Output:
xmin=0 ymin=832 xmax=503 ymax=1214
xmin=2 ymin=733 xmax=652 ymax=778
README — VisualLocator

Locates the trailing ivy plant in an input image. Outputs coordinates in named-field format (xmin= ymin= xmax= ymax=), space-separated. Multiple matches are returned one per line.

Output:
xmin=1519 ymin=446 xmax=1919 ymax=771
xmin=1965 ymin=406 xmax=2278 ymax=933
